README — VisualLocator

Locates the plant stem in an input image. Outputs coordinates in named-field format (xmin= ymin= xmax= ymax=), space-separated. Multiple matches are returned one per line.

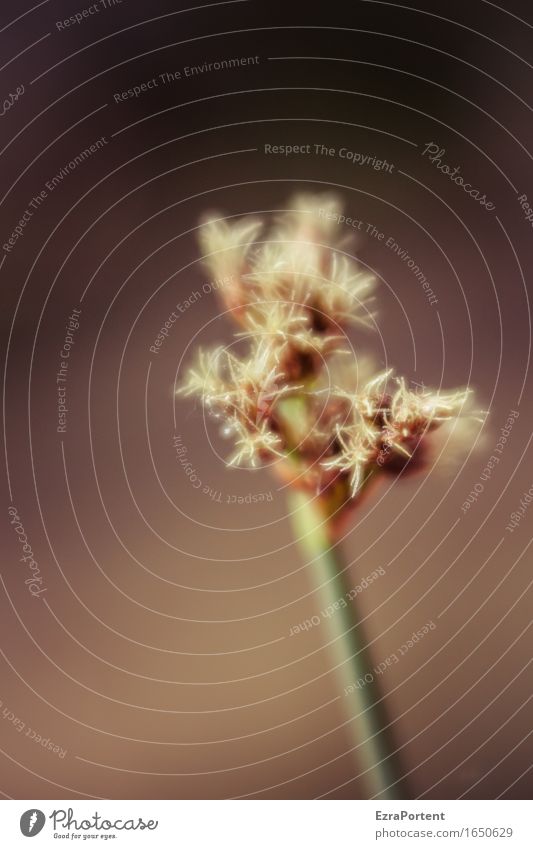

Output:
xmin=288 ymin=489 xmax=405 ymax=799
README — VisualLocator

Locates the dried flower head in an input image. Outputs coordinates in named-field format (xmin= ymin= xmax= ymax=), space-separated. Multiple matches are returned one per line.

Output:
xmin=179 ymin=194 xmax=483 ymax=509
xmin=323 ymin=374 xmax=473 ymax=496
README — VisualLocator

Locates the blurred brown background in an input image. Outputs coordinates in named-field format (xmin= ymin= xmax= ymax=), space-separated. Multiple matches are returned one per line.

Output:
xmin=1 ymin=0 xmax=532 ymax=799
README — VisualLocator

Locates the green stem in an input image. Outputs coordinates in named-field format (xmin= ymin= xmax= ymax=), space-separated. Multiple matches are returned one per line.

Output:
xmin=288 ymin=489 xmax=405 ymax=799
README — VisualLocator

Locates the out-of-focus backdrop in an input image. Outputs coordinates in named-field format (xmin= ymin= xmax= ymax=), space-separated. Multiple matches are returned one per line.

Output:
xmin=1 ymin=0 xmax=532 ymax=799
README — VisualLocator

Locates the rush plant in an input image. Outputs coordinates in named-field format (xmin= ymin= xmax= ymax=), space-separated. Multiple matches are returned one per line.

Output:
xmin=179 ymin=194 xmax=481 ymax=798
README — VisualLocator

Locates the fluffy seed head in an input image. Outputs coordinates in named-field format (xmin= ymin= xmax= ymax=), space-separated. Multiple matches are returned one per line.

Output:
xmin=179 ymin=194 xmax=483 ymax=498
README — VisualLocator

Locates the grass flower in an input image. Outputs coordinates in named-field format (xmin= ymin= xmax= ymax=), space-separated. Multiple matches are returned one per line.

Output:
xmin=178 ymin=194 xmax=483 ymax=799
